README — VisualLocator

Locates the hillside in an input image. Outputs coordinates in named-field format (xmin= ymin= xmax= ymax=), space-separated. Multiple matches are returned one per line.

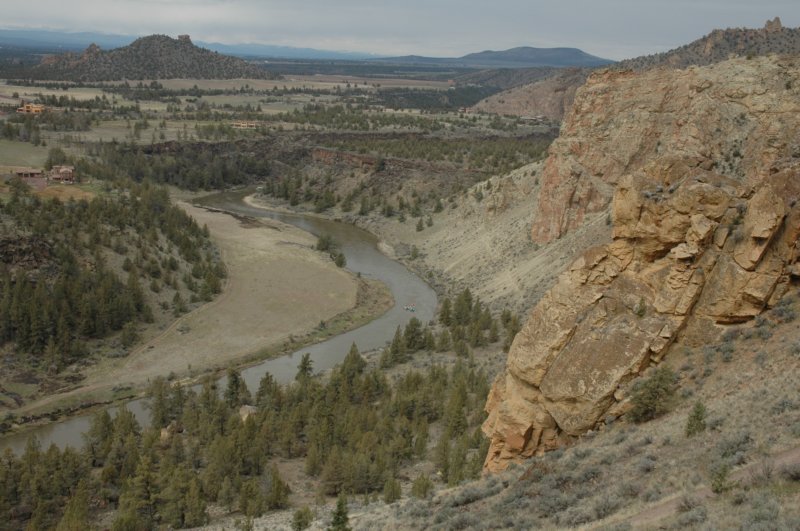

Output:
xmin=379 ymin=46 xmax=612 ymax=68
xmin=616 ymin=16 xmax=800 ymax=71
xmin=471 ymin=68 xmax=590 ymax=120
xmin=0 ymin=176 xmax=224 ymax=410
xmin=486 ymin=53 xmax=800 ymax=468
xmin=473 ymin=18 xmax=800 ymax=122
xmin=453 ymin=66 xmax=560 ymax=90
xmin=26 ymin=34 xmax=277 ymax=81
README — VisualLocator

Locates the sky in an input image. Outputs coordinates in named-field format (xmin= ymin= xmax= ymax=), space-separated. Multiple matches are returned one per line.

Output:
xmin=2 ymin=0 xmax=799 ymax=60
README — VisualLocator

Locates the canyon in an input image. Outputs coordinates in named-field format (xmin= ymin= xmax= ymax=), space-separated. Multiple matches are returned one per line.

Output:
xmin=483 ymin=54 xmax=800 ymax=471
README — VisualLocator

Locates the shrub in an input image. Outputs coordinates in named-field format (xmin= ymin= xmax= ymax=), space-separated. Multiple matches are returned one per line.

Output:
xmin=291 ymin=506 xmax=313 ymax=531
xmin=686 ymin=401 xmax=707 ymax=437
xmin=628 ymin=367 xmax=677 ymax=423
xmin=410 ymin=474 xmax=434 ymax=499
xmin=781 ymin=463 xmax=800 ymax=482
xmin=594 ymin=494 xmax=622 ymax=519
xmin=710 ymin=461 xmax=734 ymax=494
xmin=675 ymin=506 xmax=707 ymax=527
xmin=558 ymin=506 xmax=594 ymax=526
xmin=637 ymin=456 xmax=657 ymax=474
xmin=382 ymin=476 xmax=401 ymax=504
xmin=717 ymin=430 xmax=752 ymax=463
xmin=677 ymin=494 xmax=701 ymax=513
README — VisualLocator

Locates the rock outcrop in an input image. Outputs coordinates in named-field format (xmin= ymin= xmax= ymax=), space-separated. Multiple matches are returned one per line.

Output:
xmin=483 ymin=56 xmax=800 ymax=472
xmin=531 ymin=55 xmax=800 ymax=244
xmin=31 ymin=34 xmax=277 ymax=81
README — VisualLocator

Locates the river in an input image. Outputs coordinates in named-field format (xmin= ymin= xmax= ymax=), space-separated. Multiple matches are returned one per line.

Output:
xmin=0 ymin=190 xmax=437 ymax=454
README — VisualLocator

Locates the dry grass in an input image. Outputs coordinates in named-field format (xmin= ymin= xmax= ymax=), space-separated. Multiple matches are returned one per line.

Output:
xmin=0 ymin=139 xmax=49 ymax=168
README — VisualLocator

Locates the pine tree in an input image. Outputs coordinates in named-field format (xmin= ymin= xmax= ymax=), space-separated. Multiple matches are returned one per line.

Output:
xmin=55 ymin=480 xmax=90 ymax=531
xmin=382 ymin=475 xmax=401 ymax=503
xmin=439 ymin=298 xmax=452 ymax=326
xmin=266 ymin=464 xmax=290 ymax=510
xmin=329 ymin=493 xmax=351 ymax=531
xmin=296 ymin=353 xmax=313 ymax=383
xmin=183 ymin=478 xmax=207 ymax=527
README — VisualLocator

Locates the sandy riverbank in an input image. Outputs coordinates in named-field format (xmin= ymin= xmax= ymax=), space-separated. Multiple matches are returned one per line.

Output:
xmin=10 ymin=201 xmax=385 ymax=417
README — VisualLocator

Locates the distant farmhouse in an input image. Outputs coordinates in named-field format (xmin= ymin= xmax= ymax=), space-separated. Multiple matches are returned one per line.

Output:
xmin=6 ymin=165 xmax=76 ymax=186
xmin=16 ymin=102 xmax=45 ymax=114
xmin=232 ymin=120 xmax=259 ymax=130
xmin=14 ymin=168 xmax=44 ymax=179
xmin=49 ymin=165 xmax=76 ymax=183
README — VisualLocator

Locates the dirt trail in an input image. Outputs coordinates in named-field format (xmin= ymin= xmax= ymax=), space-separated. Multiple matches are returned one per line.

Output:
xmin=12 ymin=203 xmax=359 ymax=415
xmin=593 ymin=445 xmax=800 ymax=529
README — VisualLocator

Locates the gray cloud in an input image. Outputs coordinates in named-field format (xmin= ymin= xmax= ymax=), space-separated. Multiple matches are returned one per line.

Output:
xmin=2 ymin=0 xmax=798 ymax=59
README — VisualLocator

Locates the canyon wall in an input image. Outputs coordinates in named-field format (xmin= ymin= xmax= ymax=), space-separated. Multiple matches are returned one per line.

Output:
xmin=483 ymin=55 xmax=800 ymax=472
xmin=530 ymin=55 xmax=800 ymax=244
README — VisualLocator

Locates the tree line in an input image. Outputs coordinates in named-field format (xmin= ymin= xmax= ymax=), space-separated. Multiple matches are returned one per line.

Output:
xmin=0 ymin=337 xmax=492 ymax=529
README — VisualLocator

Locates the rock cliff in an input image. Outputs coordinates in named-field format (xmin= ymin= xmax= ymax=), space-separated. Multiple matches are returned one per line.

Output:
xmin=483 ymin=56 xmax=800 ymax=472
xmin=531 ymin=55 xmax=800 ymax=244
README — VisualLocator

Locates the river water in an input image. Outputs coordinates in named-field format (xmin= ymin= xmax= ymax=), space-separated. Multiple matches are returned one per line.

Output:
xmin=0 ymin=190 xmax=437 ymax=454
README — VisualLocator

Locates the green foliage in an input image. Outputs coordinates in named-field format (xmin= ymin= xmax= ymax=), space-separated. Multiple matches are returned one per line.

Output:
xmin=292 ymin=506 xmax=314 ymax=531
xmin=709 ymin=461 xmax=734 ymax=494
xmin=411 ymin=474 xmax=434 ymax=499
xmin=2 ymin=334 xmax=491 ymax=528
xmin=382 ymin=475 xmax=402 ymax=503
xmin=628 ymin=367 xmax=677 ymax=423
xmin=686 ymin=401 xmax=707 ymax=437
xmin=0 ymin=180 xmax=219 ymax=365
xmin=329 ymin=493 xmax=351 ymax=531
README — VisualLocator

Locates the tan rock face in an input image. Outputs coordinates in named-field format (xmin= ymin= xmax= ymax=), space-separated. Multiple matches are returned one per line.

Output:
xmin=484 ymin=57 xmax=800 ymax=472
xmin=530 ymin=56 xmax=800 ymax=244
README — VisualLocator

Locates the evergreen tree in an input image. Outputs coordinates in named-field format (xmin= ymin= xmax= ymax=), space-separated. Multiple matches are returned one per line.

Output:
xmin=439 ymin=298 xmax=452 ymax=326
xmin=329 ymin=493 xmax=351 ymax=531
xmin=296 ymin=353 xmax=313 ymax=383
xmin=266 ymin=464 xmax=290 ymax=510
xmin=55 ymin=480 xmax=90 ymax=531
xmin=183 ymin=478 xmax=208 ymax=527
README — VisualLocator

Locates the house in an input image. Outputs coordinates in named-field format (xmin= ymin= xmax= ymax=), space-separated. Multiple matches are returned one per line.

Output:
xmin=232 ymin=120 xmax=258 ymax=130
xmin=49 ymin=165 xmax=76 ymax=183
xmin=14 ymin=167 xmax=43 ymax=178
xmin=16 ymin=102 xmax=46 ymax=114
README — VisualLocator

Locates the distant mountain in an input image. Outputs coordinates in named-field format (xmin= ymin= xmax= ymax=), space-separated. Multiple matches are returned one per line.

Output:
xmin=197 ymin=42 xmax=378 ymax=60
xmin=616 ymin=17 xmax=800 ymax=70
xmin=379 ymin=46 xmax=613 ymax=69
xmin=0 ymin=28 xmax=135 ymax=51
xmin=0 ymin=28 xmax=378 ymax=60
xmin=26 ymin=34 xmax=278 ymax=81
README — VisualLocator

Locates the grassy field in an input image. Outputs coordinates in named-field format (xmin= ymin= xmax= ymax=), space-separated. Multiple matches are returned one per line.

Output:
xmin=0 ymin=139 xmax=49 ymax=167
xmin=0 ymin=82 xmax=108 ymax=102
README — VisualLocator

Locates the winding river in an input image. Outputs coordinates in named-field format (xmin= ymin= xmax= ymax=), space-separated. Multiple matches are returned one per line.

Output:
xmin=0 ymin=190 xmax=437 ymax=454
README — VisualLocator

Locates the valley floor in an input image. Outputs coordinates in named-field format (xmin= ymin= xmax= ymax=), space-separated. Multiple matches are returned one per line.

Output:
xmin=10 ymin=201 xmax=390 ymax=418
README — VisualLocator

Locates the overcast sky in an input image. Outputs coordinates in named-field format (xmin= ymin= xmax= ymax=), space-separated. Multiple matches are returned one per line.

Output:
xmin=2 ymin=1 xmax=799 ymax=59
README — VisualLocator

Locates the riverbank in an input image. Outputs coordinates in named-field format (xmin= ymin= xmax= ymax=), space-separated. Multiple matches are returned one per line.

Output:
xmin=1 ymin=200 xmax=393 ymax=432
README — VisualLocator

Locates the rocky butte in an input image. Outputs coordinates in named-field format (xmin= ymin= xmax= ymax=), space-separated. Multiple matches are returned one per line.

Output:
xmin=483 ymin=55 xmax=800 ymax=472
